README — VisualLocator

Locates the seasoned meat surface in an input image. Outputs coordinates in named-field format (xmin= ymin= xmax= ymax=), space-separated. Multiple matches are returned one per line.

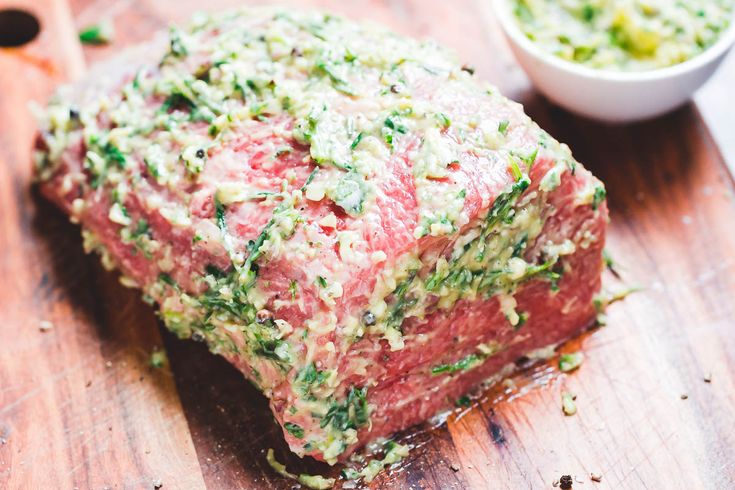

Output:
xmin=35 ymin=8 xmax=607 ymax=464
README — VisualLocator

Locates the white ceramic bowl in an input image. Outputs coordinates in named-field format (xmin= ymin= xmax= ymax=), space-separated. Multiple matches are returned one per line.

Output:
xmin=493 ymin=0 xmax=735 ymax=122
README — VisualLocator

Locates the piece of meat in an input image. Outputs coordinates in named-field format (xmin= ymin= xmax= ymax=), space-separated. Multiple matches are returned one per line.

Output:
xmin=34 ymin=8 xmax=607 ymax=464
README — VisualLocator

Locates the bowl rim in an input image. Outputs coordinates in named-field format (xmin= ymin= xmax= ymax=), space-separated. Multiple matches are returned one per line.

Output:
xmin=492 ymin=0 xmax=735 ymax=83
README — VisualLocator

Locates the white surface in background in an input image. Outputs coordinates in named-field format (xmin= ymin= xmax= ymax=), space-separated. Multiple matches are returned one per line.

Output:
xmin=696 ymin=50 xmax=735 ymax=175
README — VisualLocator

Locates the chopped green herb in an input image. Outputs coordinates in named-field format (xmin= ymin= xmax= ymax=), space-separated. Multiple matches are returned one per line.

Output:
xmin=518 ymin=148 xmax=538 ymax=168
xmin=508 ymin=158 xmax=523 ymax=181
xmin=384 ymin=113 xmax=408 ymax=133
xmin=295 ymin=362 xmax=329 ymax=396
xmin=149 ymin=350 xmax=167 ymax=368
xmin=144 ymin=157 xmax=160 ymax=178
xmin=314 ymin=58 xmax=354 ymax=95
xmin=205 ymin=264 xmax=227 ymax=278
xmin=340 ymin=439 xmax=409 ymax=483
xmin=486 ymin=177 xmax=530 ymax=226
xmin=344 ymin=49 xmax=357 ymax=63
xmin=103 ymin=142 xmax=126 ymax=168
xmin=160 ymin=91 xmax=195 ymax=113
xmin=168 ymin=27 xmax=188 ymax=57
xmin=289 ymin=280 xmax=298 ymax=300
xmin=316 ymin=276 xmax=328 ymax=288
xmin=254 ymin=337 xmax=292 ymax=366
xmin=582 ymin=4 xmax=596 ymax=22
xmin=350 ymin=132 xmax=364 ymax=150
xmin=559 ymin=352 xmax=584 ymax=372
xmin=593 ymin=287 xmax=640 ymax=314
xmin=592 ymin=185 xmax=606 ymax=210
xmin=602 ymin=249 xmax=621 ymax=278
xmin=128 ymin=219 xmax=152 ymax=258
xmin=284 ymin=422 xmax=304 ymax=439
xmin=214 ymin=197 xmax=227 ymax=233
xmin=382 ymin=111 xmax=409 ymax=148
xmin=525 ymin=260 xmax=562 ymax=291
xmin=320 ymin=386 xmax=369 ymax=432
xmin=432 ymin=353 xmax=482 ymax=375
xmin=512 ymin=234 xmax=528 ymax=257
xmin=158 ymin=272 xmax=176 ymax=287
xmin=79 ymin=21 xmax=114 ymax=45
xmin=603 ymin=249 xmax=614 ymax=269
xmin=133 ymin=219 xmax=149 ymax=237
xmin=515 ymin=311 xmax=528 ymax=329
xmin=327 ymin=172 xmax=366 ymax=216
xmin=301 ymin=167 xmax=319 ymax=191
xmin=456 ymin=396 xmax=472 ymax=407
xmin=435 ymin=112 xmax=451 ymax=129
xmin=498 ymin=119 xmax=510 ymax=135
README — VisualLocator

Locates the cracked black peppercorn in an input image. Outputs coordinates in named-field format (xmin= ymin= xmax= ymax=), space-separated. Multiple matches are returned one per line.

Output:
xmin=362 ymin=311 xmax=376 ymax=326
xmin=559 ymin=475 xmax=573 ymax=489
xmin=196 ymin=148 xmax=205 ymax=158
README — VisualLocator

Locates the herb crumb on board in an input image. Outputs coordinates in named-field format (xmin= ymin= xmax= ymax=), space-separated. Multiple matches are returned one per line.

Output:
xmin=590 ymin=472 xmax=602 ymax=482
xmin=38 ymin=320 xmax=54 ymax=332
xmin=266 ymin=448 xmax=336 ymax=489
xmin=149 ymin=349 xmax=167 ymax=368
xmin=559 ymin=352 xmax=584 ymax=372
xmin=562 ymin=392 xmax=577 ymax=416
xmin=78 ymin=20 xmax=115 ymax=45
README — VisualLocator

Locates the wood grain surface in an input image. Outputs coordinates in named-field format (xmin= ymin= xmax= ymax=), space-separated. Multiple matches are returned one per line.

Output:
xmin=1 ymin=1 xmax=734 ymax=489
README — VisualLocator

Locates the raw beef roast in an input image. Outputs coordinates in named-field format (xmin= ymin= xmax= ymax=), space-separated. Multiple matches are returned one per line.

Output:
xmin=35 ymin=8 xmax=607 ymax=464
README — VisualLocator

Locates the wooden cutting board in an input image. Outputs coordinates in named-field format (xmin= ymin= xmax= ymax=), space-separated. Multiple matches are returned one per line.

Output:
xmin=2 ymin=0 xmax=734 ymax=488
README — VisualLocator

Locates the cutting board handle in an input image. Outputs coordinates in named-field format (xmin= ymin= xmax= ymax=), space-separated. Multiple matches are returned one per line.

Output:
xmin=0 ymin=0 xmax=85 ymax=88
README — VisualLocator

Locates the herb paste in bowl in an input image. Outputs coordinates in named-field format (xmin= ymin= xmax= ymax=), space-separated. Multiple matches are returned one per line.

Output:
xmin=495 ymin=0 xmax=735 ymax=121
xmin=512 ymin=0 xmax=733 ymax=71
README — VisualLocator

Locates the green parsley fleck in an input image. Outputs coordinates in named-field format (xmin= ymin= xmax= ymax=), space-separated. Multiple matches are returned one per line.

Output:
xmin=158 ymin=272 xmax=176 ymax=287
xmin=435 ymin=112 xmax=451 ymax=129
xmin=350 ymin=132 xmax=364 ymax=150
xmin=508 ymin=158 xmax=524 ymax=181
xmin=456 ymin=395 xmax=472 ymax=407
xmin=284 ymin=422 xmax=304 ymax=439
xmin=320 ymin=386 xmax=369 ymax=432
xmin=559 ymin=352 xmax=584 ymax=372
xmin=149 ymin=350 xmax=167 ymax=369
xmin=432 ymin=353 xmax=482 ymax=375
xmin=295 ymin=362 xmax=329 ymax=395
xmin=79 ymin=21 xmax=115 ymax=45
xmin=592 ymin=185 xmax=606 ymax=210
